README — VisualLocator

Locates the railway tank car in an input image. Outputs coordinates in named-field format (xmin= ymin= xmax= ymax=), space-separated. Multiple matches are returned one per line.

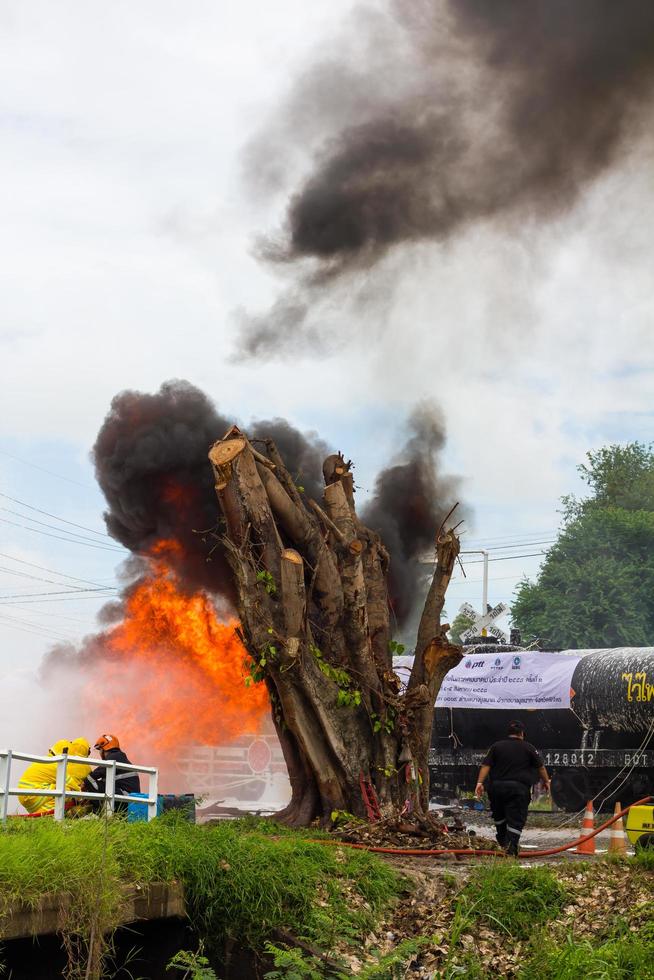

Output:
xmin=428 ymin=646 xmax=654 ymax=811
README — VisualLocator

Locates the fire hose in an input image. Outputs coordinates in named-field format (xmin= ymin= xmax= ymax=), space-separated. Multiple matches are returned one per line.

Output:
xmin=315 ymin=796 xmax=653 ymax=859
xmin=13 ymin=801 xmax=77 ymax=819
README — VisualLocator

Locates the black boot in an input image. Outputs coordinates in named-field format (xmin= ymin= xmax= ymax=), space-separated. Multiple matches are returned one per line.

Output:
xmin=505 ymin=832 xmax=520 ymax=857
xmin=495 ymin=821 xmax=507 ymax=848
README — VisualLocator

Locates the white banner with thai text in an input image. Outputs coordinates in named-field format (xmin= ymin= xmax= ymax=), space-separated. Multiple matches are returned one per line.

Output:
xmin=394 ymin=652 xmax=581 ymax=710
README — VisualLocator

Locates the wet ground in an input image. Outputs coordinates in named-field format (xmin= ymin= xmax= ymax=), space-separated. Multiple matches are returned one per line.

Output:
xmin=463 ymin=810 xmax=635 ymax=860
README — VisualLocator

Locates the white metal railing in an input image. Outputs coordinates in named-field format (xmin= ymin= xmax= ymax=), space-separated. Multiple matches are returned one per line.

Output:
xmin=0 ymin=749 xmax=159 ymax=824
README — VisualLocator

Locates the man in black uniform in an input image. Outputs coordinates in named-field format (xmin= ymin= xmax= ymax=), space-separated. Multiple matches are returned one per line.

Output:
xmin=475 ymin=721 xmax=551 ymax=855
xmin=84 ymin=734 xmax=140 ymax=814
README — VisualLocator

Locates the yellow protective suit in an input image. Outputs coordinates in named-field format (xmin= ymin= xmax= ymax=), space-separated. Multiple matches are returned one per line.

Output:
xmin=18 ymin=738 xmax=92 ymax=815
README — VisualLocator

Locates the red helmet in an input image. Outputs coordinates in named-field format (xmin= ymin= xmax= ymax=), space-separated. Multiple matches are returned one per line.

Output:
xmin=94 ymin=733 xmax=120 ymax=752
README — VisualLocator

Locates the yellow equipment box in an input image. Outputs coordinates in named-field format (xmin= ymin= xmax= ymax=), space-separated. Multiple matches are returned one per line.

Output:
xmin=625 ymin=804 xmax=654 ymax=850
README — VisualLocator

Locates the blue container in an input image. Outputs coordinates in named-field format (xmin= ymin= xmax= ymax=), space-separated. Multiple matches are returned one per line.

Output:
xmin=126 ymin=793 xmax=163 ymax=822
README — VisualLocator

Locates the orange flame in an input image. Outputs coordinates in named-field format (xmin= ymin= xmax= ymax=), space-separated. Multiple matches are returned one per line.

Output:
xmin=86 ymin=542 xmax=269 ymax=779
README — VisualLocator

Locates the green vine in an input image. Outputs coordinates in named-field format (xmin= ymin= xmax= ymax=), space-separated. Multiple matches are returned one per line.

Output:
xmin=244 ymin=641 xmax=278 ymax=686
xmin=256 ymin=570 xmax=277 ymax=596
xmin=312 ymin=648 xmax=362 ymax=708
xmin=370 ymin=708 xmax=396 ymax=735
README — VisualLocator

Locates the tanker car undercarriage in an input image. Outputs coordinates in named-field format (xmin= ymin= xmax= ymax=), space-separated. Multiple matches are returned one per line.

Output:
xmin=429 ymin=746 xmax=651 ymax=811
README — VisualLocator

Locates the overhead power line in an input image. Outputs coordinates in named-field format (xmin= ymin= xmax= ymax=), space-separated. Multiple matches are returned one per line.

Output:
xmin=461 ymin=550 xmax=548 ymax=565
xmin=449 ymin=572 xmax=537 ymax=585
xmin=0 ymin=611 xmax=74 ymax=642
xmin=0 ymin=564 xmax=90 ymax=590
xmin=0 ymin=619 xmax=71 ymax=642
xmin=0 ymin=594 xmax=119 ymax=604
xmin=0 ymin=448 xmax=92 ymax=489
xmin=0 ymin=516 xmax=124 ymax=553
xmin=479 ymin=539 xmax=555 ymax=552
xmin=0 ymin=601 xmax=97 ymax=626
xmin=0 ymin=552 xmax=115 ymax=589
xmin=0 ymin=588 xmax=117 ymax=601
xmin=0 ymin=510 xmax=123 ymax=549
xmin=0 ymin=491 xmax=110 ymax=538
xmin=462 ymin=529 xmax=558 ymax=547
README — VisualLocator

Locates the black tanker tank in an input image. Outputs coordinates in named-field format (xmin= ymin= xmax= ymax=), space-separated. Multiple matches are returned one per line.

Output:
xmin=429 ymin=647 xmax=654 ymax=811
xmin=570 ymin=649 xmax=653 ymax=739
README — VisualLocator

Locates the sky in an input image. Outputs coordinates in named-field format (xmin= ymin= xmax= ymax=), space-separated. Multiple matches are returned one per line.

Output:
xmin=1 ymin=0 xmax=653 ymax=686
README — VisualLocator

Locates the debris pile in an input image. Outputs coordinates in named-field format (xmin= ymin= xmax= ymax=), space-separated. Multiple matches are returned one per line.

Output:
xmin=332 ymin=813 xmax=497 ymax=852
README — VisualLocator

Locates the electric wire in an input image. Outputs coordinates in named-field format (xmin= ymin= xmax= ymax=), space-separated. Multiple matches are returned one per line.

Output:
xmin=0 ymin=448 xmax=92 ymax=488
xmin=463 ymin=530 xmax=558 ymax=547
xmin=0 ymin=552 xmax=116 ymax=589
xmin=1 ymin=507 xmax=114 ymax=546
xmin=462 ymin=551 xmax=549 ymax=564
xmin=0 ymin=594 xmax=118 ymax=604
xmin=0 ymin=620 xmax=72 ymax=642
xmin=0 ymin=612 xmax=74 ymax=642
xmin=0 ymin=601 xmax=98 ymax=626
xmin=0 ymin=491 xmax=110 ymax=538
xmin=0 ymin=588 xmax=117 ymax=601
xmin=462 ymin=539 xmax=556 ymax=553
xmin=0 ymin=516 xmax=124 ymax=552
xmin=518 ymin=720 xmax=654 ymax=844
xmin=0 ymin=565 xmax=96 ymax=590
xmin=0 ymin=514 xmax=124 ymax=551
xmin=593 ymin=719 xmax=654 ymax=813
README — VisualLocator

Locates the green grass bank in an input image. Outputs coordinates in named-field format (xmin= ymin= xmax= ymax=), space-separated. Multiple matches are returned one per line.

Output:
xmin=0 ymin=815 xmax=404 ymax=979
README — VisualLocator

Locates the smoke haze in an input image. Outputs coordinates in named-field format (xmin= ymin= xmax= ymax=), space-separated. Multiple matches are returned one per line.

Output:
xmin=361 ymin=402 xmax=464 ymax=623
xmin=239 ymin=0 xmax=654 ymax=356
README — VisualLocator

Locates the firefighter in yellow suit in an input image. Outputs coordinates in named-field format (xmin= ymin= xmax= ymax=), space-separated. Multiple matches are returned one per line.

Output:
xmin=18 ymin=738 xmax=92 ymax=815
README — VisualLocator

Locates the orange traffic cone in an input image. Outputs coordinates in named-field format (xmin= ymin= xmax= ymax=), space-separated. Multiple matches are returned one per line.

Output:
xmin=608 ymin=801 xmax=628 ymax=856
xmin=575 ymin=800 xmax=596 ymax=855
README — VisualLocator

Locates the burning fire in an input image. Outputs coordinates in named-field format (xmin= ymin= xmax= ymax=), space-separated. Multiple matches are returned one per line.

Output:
xmin=85 ymin=542 xmax=269 ymax=773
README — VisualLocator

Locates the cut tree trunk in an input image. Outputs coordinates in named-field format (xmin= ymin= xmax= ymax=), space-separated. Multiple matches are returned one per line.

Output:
xmin=208 ymin=430 xmax=461 ymax=826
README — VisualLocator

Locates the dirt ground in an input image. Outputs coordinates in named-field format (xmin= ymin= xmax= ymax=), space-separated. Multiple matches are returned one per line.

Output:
xmin=330 ymin=809 xmax=647 ymax=977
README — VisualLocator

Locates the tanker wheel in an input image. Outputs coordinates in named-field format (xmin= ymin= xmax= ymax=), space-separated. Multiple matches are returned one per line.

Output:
xmin=636 ymin=833 xmax=654 ymax=852
xmin=551 ymin=771 xmax=589 ymax=811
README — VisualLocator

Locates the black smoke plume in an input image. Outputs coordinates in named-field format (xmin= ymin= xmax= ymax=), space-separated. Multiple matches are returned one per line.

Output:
xmin=251 ymin=417 xmax=330 ymax=502
xmin=239 ymin=0 xmax=654 ymax=356
xmin=93 ymin=380 xmax=334 ymax=600
xmin=361 ymin=402 xmax=464 ymax=624
xmin=92 ymin=382 xmax=461 ymax=627
xmin=93 ymin=379 xmax=234 ymax=596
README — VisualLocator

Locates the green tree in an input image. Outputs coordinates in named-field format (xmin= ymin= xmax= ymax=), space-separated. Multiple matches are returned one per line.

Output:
xmin=449 ymin=609 xmax=475 ymax=645
xmin=512 ymin=443 xmax=654 ymax=649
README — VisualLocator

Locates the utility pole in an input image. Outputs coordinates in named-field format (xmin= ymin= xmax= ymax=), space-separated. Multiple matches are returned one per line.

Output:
xmin=461 ymin=549 xmax=489 ymax=635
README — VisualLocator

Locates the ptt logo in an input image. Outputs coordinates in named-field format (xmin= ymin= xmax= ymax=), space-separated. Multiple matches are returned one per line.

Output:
xmin=512 ymin=656 xmax=522 ymax=670
xmin=465 ymin=660 xmax=472 ymax=668
xmin=465 ymin=659 xmax=485 ymax=669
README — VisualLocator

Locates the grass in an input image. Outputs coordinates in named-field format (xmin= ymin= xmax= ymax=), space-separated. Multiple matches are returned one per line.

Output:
xmin=0 ymin=815 xmax=404 ymax=977
xmin=634 ymin=845 xmax=654 ymax=871
xmin=455 ymin=862 xmax=566 ymax=940
xmin=519 ymin=919 xmax=654 ymax=980
xmin=428 ymin=862 xmax=567 ymax=979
